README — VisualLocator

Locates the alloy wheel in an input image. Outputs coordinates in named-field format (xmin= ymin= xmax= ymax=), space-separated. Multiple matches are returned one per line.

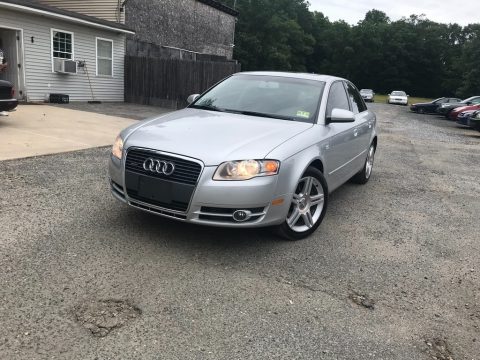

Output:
xmin=365 ymin=145 xmax=375 ymax=179
xmin=286 ymin=176 xmax=325 ymax=233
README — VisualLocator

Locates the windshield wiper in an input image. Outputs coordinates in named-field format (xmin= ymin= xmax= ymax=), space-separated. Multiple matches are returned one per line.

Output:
xmin=223 ymin=109 xmax=296 ymax=121
xmin=190 ymin=104 xmax=224 ymax=112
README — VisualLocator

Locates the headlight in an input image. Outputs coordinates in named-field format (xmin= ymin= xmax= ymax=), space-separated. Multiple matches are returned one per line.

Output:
xmin=213 ymin=159 xmax=280 ymax=180
xmin=112 ymin=135 xmax=124 ymax=159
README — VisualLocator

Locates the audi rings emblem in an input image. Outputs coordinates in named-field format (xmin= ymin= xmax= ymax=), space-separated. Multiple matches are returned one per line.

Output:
xmin=143 ymin=158 xmax=176 ymax=176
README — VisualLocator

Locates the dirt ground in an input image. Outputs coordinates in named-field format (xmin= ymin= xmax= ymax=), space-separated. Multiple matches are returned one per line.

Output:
xmin=0 ymin=103 xmax=479 ymax=359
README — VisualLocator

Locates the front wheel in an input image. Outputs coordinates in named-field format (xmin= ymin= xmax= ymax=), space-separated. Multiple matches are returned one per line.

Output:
xmin=275 ymin=167 xmax=328 ymax=241
xmin=351 ymin=143 xmax=375 ymax=184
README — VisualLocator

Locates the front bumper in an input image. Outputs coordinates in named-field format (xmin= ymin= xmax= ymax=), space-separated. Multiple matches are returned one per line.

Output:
xmin=108 ymin=153 xmax=291 ymax=228
xmin=0 ymin=98 xmax=18 ymax=112
xmin=388 ymin=98 xmax=408 ymax=105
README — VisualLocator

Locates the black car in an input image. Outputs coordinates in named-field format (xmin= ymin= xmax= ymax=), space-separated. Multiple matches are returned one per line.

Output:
xmin=470 ymin=111 xmax=480 ymax=132
xmin=0 ymin=79 xmax=18 ymax=112
xmin=410 ymin=97 xmax=461 ymax=114
xmin=436 ymin=96 xmax=480 ymax=117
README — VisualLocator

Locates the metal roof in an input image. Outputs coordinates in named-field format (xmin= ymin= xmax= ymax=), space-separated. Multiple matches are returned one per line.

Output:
xmin=0 ymin=0 xmax=135 ymax=34
xmin=197 ymin=0 xmax=239 ymax=17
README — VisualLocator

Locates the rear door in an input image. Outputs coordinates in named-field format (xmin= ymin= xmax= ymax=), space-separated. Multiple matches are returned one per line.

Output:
xmin=345 ymin=82 xmax=371 ymax=173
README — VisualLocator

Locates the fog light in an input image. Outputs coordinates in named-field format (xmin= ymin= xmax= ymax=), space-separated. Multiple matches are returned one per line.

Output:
xmin=232 ymin=210 xmax=251 ymax=222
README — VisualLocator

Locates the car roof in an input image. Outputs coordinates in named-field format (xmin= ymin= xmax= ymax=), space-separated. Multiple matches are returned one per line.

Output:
xmin=236 ymin=71 xmax=345 ymax=83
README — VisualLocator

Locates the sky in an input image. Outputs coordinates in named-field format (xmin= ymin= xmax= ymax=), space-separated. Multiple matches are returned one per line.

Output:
xmin=308 ymin=0 xmax=480 ymax=26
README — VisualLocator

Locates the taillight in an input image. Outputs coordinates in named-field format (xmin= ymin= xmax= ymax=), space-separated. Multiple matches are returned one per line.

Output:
xmin=11 ymin=87 xmax=15 ymax=98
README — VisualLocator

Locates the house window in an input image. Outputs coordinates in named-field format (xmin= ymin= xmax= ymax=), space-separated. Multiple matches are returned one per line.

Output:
xmin=52 ymin=30 xmax=73 ymax=59
xmin=96 ymin=38 xmax=113 ymax=77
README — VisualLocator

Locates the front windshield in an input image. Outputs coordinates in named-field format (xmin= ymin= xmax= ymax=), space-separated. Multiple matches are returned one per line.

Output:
xmin=191 ymin=75 xmax=326 ymax=123
xmin=391 ymin=91 xmax=406 ymax=96
xmin=360 ymin=89 xmax=373 ymax=94
xmin=432 ymin=97 xmax=445 ymax=103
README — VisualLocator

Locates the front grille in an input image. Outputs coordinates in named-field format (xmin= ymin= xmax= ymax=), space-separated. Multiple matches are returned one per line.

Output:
xmin=125 ymin=148 xmax=202 ymax=186
xmin=198 ymin=206 xmax=265 ymax=223
xmin=127 ymin=190 xmax=189 ymax=212
xmin=130 ymin=201 xmax=188 ymax=220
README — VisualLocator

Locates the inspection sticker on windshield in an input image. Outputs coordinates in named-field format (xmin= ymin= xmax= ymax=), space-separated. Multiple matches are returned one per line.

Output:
xmin=296 ymin=111 xmax=310 ymax=118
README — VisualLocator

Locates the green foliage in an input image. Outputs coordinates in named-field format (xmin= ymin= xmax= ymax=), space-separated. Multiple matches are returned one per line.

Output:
xmin=219 ymin=1 xmax=479 ymax=98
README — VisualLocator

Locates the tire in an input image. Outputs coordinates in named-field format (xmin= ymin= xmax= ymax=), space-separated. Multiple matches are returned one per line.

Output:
xmin=351 ymin=143 xmax=375 ymax=184
xmin=275 ymin=167 xmax=328 ymax=241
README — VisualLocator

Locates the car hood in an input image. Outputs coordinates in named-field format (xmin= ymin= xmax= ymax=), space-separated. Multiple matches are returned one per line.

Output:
xmin=412 ymin=102 xmax=433 ymax=106
xmin=452 ymin=105 xmax=480 ymax=113
xmin=124 ymin=108 xmax=313 ymax=166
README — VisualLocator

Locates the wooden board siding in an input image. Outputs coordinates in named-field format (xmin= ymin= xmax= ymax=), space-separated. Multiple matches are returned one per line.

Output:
xmin=125 ymin=56 xmax=241 ymax=109
xmin=37 ymin=0 xmax=124 ymax=23
xmin=0 ymin=7 xmax=126 ymax=102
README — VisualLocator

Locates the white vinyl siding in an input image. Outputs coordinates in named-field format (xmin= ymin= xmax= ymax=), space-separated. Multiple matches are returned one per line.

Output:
xmin=96 ymin=37 xmax=113 ymax=77
xmin=0 ymin=7 xmax=125 ymax=102
xmin=36 ymin=0 xmax=125 ymax=23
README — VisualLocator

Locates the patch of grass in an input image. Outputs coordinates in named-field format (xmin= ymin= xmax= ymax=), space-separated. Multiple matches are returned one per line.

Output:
xmin=373 ymin=94 xmax=434 ymax=105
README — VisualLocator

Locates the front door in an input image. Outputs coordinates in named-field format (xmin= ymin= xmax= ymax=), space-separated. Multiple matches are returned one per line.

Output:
xmin=0 ymin=28 xmax=24 ymax=100
xmin=323 ymin=81 xmax=357 ymax=189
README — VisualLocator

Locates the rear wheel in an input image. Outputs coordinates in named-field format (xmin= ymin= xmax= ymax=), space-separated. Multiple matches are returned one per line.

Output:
xmin=351 ymin=143 xmax=375 ymax=184
xmin=275 ymin=167 xmax=328 ymax=241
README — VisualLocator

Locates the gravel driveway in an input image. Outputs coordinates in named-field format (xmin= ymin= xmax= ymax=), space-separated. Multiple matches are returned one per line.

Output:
xmin=0 ymin=104 xmax=479 ymax=359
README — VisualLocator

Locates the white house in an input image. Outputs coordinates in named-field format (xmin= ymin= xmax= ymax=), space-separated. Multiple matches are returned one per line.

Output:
xmin=0 ymin=0 xmax=134 ymax=102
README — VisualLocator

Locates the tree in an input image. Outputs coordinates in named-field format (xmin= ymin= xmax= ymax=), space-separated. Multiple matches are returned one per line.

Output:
xmin=220 ymin=1 xmax=478 ymax=97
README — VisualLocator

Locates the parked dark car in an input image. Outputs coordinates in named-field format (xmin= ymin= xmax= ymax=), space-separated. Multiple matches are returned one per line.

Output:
xmin=410 ymin=97 xmax=462 ymax=114
xmin=456 ymin=110 xmax=477 ymax=127
xmin=470 ymin=111 xmax=480 ymax=132
xmin=436 ymin=96 xmax=480 ymax=118
xmin=449 ymin=104 xmax=480 ymax=121
xmin=0 ymin=79 xmax=18 ymax=112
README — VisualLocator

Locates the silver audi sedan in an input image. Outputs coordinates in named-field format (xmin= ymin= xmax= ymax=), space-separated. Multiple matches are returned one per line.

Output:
xmin=109 ymin=72 xmax=377 ymax=240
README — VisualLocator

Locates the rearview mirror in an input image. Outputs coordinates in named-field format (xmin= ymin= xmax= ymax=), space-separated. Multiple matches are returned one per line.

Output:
xmin=328 ymin=108 xmax=355 ymax=124
xmin=187 ymin=94 xmax=200 ymax=104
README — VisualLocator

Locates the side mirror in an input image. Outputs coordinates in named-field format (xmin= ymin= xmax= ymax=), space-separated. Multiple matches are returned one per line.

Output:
xmin=187 ymin=94 xmax=200 ymax=104
xmin=388 ymin=93 xmax=391 ymax=96
xmin=466 ymin=101 xmax=472 ymax=105
xmin=407 ymin=95 xmax=410 ymax=97
xmin=328 ymin=108 xmax=355 ymax=124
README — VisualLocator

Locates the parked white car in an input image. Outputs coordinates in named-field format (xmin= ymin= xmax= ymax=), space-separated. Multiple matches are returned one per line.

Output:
xmin=360 ymin=89 xmax=375 ymax=102
xmin=388 ymin=91 xmax=408 ymax=106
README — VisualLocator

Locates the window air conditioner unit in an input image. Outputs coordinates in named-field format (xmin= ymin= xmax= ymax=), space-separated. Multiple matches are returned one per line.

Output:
xmin=53 ymin=58 xmax=77 ymax=74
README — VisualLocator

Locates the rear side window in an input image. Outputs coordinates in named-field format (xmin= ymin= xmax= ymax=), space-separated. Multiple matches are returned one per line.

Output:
xmin=326 ymin=82 xmax=350 ymax=118
xmin=346 ymin=82 xmax=367 ymax=114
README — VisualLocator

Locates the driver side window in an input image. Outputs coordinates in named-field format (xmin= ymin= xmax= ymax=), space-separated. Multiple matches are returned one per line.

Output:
xmin=326 ymin=82 xmax=350 ymax=118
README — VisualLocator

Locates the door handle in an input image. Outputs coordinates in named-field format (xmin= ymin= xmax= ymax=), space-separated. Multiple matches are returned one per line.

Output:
xmin=353 ymin=130 xmax=359 ymax=137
